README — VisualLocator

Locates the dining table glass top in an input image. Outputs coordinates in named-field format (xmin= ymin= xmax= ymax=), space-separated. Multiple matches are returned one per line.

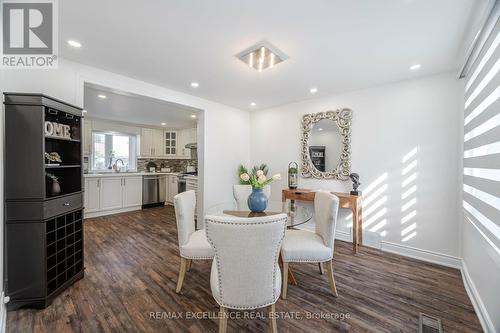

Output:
xmin=205 ymin=201 xmax=313 ymax=228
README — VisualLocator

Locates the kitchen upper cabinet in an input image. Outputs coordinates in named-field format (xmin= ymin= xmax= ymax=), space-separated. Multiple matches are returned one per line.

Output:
xmin=141 ymin=128 xmax=164 ymax=157
xmin=84 ymin=178 xmax=100 ymax=213
xmin=152 ymin=130 xmax=163 ymax=157
xmin=178 ymin=128 xmax=197 ymax=158
xmin=83 ymin=119 xmax=92 ymax=155
xmin=141 ymin=128 xmax=154 ymax=156
xmin=164 ymin=131 xmax=178 ymax=156
xmin=122 ymin=176 xmax=142 ymax=208
xmin=99 ymin=178 xmax=123 ymax=211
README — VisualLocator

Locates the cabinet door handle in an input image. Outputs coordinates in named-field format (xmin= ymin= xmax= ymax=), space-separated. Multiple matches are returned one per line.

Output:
xmin=97 ymin=179 xmax=100 ymax=188
xmin=123 ymin=178 xmax=126 ymax=186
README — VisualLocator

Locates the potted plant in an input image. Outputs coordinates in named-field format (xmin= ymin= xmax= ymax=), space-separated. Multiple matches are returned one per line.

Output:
xmin=239 ymin=165 xmax=281 ymax=213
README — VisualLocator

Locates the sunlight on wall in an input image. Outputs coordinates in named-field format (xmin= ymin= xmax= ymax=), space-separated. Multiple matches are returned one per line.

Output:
xmin=344 ymin=172 xmax=389 ymax=223
xmin=343 ymin=172 xmax=390 ymax=236
xmin=401 ymin=147 xmax=418 ymax=242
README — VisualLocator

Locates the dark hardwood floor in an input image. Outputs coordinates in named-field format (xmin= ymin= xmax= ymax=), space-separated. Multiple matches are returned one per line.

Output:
xmin=7 ymin=206 xmax=482 ymax=332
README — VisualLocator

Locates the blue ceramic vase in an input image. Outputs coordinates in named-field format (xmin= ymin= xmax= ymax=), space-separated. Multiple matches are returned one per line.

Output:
xmin=247 ymin=188 xmax=268 ymax=213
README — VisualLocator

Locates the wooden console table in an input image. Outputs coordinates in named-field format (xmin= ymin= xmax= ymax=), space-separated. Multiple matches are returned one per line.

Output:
xmin=282 ymin=189 xmax=363 ymax=253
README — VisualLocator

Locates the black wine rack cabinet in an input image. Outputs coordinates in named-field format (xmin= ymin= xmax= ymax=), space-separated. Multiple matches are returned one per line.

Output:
xmin=4 ymin=93 xmax=85 ymax=310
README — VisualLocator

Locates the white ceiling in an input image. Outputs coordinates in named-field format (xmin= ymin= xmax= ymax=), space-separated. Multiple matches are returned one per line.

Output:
xmin=61 ymin=0 xmax=486 ymax=111
xmin=84 ymin=84 xmax=199 ymax=128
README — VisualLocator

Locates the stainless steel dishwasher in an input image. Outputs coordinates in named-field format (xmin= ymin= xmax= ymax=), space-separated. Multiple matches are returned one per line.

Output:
xmin=142 ymin=174 xmax=167 ymax=207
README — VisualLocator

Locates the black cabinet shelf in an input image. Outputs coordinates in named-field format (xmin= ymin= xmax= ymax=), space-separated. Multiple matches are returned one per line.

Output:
xmin=4 ymin=93 xmax=84 ymax=310
xmin=45 ymin=165 xmax=81 ymax=169
xmin=45 ymin=135 xmax=81 ymax=142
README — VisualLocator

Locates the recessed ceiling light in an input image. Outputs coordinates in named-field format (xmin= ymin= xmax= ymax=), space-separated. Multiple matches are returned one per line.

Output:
xmin=161 ymin=122 xmax=166 ymax=126
xmin=236 ymin=41 xmax=288 ymax=72
xmin=98 ymin=94 xmax=107 ymax=99
xmin=310 ymin=87 xmax=318 ymax=94
xmin=318 ymin=128 xmax=323 ymax=131
xmin=190 ymin=82 xmax=199 ymax=88
xmin=250 ymin=102 xmax=256 ymax=107
xmin=67 ymin=40 xmax=82 ymax=48
xmin=190 ymin=114 xmax=197 ymax=119
xmin=409 ymin=64 xmax=421 ymax=70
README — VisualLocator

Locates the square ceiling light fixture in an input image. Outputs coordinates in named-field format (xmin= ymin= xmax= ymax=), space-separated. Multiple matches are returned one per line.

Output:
xmin=236 ymin=41 xmax=288 ymax=72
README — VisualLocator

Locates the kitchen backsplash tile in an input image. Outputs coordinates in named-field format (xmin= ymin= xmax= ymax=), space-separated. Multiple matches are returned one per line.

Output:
xmin=137 ymin=158 xmax=197 ymax=172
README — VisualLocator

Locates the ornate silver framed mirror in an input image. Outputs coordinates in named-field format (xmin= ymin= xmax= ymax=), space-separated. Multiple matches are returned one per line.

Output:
xmin=301 ymin=109 xmax=352 ymax=180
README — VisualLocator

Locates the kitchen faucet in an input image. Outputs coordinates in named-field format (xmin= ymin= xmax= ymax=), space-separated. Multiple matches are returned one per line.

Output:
xmin=113 ymin=159 xmax=125 ymax=172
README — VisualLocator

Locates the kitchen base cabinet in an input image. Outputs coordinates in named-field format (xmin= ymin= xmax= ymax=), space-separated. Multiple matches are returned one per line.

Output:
xmin=123 ymin=177 xmax=143 ymax=208
xmin=166 ymin=175 xmax=178 ymax=205
xmin=100 ymin=178 xmax=123 ymax=211
xmin=84 ymin=176 xmax=143 ymax=218
xmin=84 ymin=178 xmax=100 ymax=213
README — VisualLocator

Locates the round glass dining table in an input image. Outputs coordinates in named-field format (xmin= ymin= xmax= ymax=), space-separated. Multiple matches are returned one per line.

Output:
xmin=205 ymin=200 xmax=313 ymax=228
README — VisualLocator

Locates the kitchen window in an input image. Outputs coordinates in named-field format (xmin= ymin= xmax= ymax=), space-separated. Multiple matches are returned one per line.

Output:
xmin=92 ymin=132 xmax=137 ymax=171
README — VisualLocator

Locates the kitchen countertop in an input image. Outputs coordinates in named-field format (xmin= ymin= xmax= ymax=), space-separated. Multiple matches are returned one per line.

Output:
xmin=84 ymin=172 xmax=180 ymax=178
xmin=184 ymin=175 xmax=198 ymax=180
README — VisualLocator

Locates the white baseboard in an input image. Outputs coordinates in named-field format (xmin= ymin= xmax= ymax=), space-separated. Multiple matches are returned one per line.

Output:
xmin=335 ymin=230 xmax=351 ymax=242
xmin=461 ymin=260 xmax=495 ymax=333
xmin=84 ymin=206 xmax=142 ymax=219
xmin=335 ymin=229 xmax=461 ymax=269
xmin=380 ymin=241 xmax=461 ymax=269
xmin=0 ymin=292 xmax=6 ymax=333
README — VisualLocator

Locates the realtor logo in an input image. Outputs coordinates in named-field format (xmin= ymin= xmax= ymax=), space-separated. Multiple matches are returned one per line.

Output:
xmin=1 ymin=0 xmax=58 ymax=68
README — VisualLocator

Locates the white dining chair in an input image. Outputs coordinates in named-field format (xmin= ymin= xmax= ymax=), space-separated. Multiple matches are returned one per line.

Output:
xmin=280 ymin=190 xmax=340 ymax=299
xmin=205 ymin=213 xmax=287 ymax=333
xmin=173 ymin=190 xmax=214 ymax=293
xmin=233 ymin=184 xmax=271 ymax=210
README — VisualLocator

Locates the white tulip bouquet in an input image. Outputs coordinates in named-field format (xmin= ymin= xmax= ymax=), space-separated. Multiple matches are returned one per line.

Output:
xmin=238 ymin=164 xmax=281 ymax=190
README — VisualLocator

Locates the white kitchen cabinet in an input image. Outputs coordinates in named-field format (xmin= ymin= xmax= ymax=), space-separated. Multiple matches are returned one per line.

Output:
xmin=152 ymin=129 xmax=164 ymax=156
xmin=84 ymin=178 xmax=100 ymax=213
xmin=177 ymin=128 xmax=197 ymax=158
xmin=167 ymin=174 xmax=178 ymax=204
xmin=141 ymin=128 xmax=154 ymax=156
xmin=141 ymin=128 xmax=164 ymax=157
xmin=99 ymin=177 xmax=124 ymax=211
xmin=164 ymin=131 xmax=178 ymax=156
xmin=122 ymin=176 xmax=143 ymax=208
xmin=85 ymin=175 xmax=143 ymax=217
xmin=83 ymin=119 xmax=92 ymax=155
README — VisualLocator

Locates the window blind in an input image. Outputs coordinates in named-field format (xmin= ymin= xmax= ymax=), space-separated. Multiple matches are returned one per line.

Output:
xmin=463 ymin=10 xmax=500 ymax=252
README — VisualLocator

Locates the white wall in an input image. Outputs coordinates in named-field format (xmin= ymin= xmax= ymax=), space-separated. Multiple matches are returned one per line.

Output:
xmin=0 ymin=58 xmax=251 ymax=221
xmin=251 ymin=72 xmax=462 ymax=266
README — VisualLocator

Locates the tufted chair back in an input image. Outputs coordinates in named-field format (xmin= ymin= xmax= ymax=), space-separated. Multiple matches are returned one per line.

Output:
xmin=205 ymin=214 xmax=287 ymax=309
xmin=314 ymin=191 xmax=340 ymax=250
xmin=174 ymin=190 xmax=196 ymax=248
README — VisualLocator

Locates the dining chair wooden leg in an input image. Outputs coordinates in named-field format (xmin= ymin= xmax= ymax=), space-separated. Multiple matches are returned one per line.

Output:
xmin=318 ymin=262 xmax=324 ymax=275
xmin=219 ymin=306 xmax=228 ymax=333
xmin=187 ymin=259 xmax=192 ymax=271
xmin=268 ymin=303 xmax=277 ymax=333
xmin=282 ymin=262 xmax=288 ymax=299
xmin=176 ymin=257 xmax=188 ymax=293
xmin=279 ymin=254 xmax=297 ymax=286
xmin=326 ymin=260 xmax=338 ymax=297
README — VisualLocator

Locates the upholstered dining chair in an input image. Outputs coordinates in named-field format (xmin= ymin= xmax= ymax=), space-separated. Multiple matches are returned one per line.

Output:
xmin=233 ymin=184 xmax=271 ymax=210
xmin=205 ymin=214 xmax=287 ymax=333
xmin=280 ymin=190 xmax=340 ymax=299
xmin=173 ymin=190 xmax=214 ymax=293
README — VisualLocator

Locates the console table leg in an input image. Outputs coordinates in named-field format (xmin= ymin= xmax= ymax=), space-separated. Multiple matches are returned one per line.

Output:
xmin=358 ymin=203 xmax=363 ymax=246
xmin=352 ymin=206 xmax=359 ymax=254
